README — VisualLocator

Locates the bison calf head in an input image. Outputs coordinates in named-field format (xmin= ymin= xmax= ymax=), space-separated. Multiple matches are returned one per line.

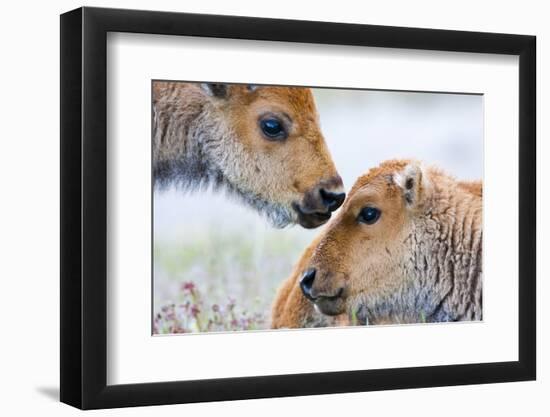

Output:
xmin=200 ymin=83 xmax=344 ymax=228
xmin=300 ymin=160 xmax=432 ymax=321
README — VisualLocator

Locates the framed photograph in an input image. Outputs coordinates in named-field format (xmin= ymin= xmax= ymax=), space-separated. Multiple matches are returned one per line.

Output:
xmin=60 ymin=6 xmax=536 ymax=409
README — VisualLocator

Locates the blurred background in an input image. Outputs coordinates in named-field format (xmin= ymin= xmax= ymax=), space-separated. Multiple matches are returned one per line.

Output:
xmin=153 ymin=88 xmax=483 ymax=334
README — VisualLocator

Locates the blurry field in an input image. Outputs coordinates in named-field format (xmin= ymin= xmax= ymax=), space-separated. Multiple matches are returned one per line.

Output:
xmin=153 ymin=212 xmax=315 ymax=333
xmin=153 ymin=88 xmax=483 ymax=334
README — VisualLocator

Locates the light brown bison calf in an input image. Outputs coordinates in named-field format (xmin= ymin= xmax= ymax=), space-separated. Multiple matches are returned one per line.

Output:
xmin=153 ymin=82 xmax=345 ymax=228
xmin=272 ymin=159 xmax=482 ymax=328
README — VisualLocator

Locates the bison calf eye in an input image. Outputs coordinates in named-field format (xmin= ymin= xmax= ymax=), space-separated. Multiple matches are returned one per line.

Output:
xmin=260 ymin=118 xmax=287 ymax=140
xmin=358 ymin=206 xmax=381 ymax=225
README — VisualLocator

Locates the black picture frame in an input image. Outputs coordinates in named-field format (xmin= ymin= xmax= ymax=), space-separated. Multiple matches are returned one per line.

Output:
xmin=60 ymin=6 xmax=536 ymax=410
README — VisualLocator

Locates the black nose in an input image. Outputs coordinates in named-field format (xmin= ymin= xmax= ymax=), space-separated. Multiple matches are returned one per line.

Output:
xmin=300 ymin=268 xmax=317 ymax=300
xmin=319 ymin=189 xmax=345 ymax=212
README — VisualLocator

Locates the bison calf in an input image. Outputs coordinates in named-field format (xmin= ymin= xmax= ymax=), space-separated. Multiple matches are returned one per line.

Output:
xmin=272 ymin=159 xmax=482 ymax=328
xmin=153 ymin=82 xmax=344 ymax=229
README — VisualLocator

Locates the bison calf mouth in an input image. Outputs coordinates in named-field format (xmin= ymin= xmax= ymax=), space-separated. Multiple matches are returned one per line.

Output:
xmin=292 ymin=182 xmax=345 ymax=229
xmin=312 ymin=291 xmax=346 ymax=316
xmin=300 ymin=268 xmax=347 ymax=315
xmin=292 ymin=203 xmax=333 ymax=228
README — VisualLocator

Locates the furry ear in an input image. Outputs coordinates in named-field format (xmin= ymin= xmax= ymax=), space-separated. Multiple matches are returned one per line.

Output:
xmin=246 ymin=85 xmax=259 ymax=92
xmin=200 ymin=83 xmax=229 ymax=98
xmin=394 ymin=162 xmax=426 ymax=207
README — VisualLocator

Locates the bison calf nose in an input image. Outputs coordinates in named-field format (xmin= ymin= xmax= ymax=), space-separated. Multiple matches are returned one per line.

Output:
xmin=319 ymin=188 xmax=345 ymax=212
xmin=300 ymin=268 xmax=317 ymax=300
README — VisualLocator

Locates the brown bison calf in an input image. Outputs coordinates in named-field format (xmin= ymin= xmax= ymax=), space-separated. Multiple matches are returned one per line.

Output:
xmin=272 ymin=159 xmax=482 ymax=328
xmin=153 ymin=82 xmax=344 ymax=228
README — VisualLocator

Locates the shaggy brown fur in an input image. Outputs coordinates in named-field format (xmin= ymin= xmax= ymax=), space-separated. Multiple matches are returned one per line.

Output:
xmin=272 ymin=159 xmax=483 ymax=328
xmin=153 ymin=81 xmax=344 ymax=228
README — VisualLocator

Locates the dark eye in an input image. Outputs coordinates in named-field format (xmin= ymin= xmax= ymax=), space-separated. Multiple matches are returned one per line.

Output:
xmin=358 ymin=207 xmax=381 ymax=225
xmin=260 ymin=118 xmax=287 ymax=140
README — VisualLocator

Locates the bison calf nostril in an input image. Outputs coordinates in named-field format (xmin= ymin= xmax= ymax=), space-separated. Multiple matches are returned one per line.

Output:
xmin=319 ymin=189 xmax=346 ymax=212
xmin=300 ymin=268 xmax=316 ymax=299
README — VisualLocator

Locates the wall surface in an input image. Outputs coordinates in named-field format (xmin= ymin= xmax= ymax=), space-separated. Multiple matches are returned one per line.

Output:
xmin=0 ymin=0 xmax=546 ymax=415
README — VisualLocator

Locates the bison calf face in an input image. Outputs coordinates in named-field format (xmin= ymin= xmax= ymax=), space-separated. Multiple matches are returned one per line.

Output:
xmin=300 ymin=160 xmax=424 ymax=317
xmin=202 ymin=84 xmax=344 ymax=228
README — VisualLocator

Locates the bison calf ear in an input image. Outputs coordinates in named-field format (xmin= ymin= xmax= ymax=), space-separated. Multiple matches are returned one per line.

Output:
xmin=200 ymin=83 xmax=229 ymax=99
xmin=394 ymin=162 xmax=426 ymax=207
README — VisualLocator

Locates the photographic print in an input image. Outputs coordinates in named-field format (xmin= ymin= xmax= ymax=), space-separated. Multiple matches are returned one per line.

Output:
xmin=152 ymin=81 xmax=483 ymax=334
xmin=61 ymin=9 xmax=536 ymax=408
